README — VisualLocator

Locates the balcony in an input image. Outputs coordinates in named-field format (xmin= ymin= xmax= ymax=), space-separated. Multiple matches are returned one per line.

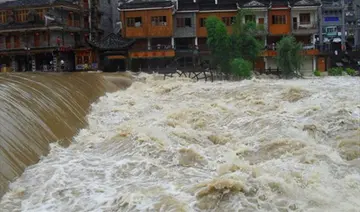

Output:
xmin=67 ymin=20 xmax=81 ymax=30
xmin=0 ymin=22 xmax=60 ymax=32
xmin=260 ymin=44 xmax=319 ymax=56
xmin=292 ymin=21 xmax=318 ymax=35
xmin=255 ymin=24 xmax=268 ymax=35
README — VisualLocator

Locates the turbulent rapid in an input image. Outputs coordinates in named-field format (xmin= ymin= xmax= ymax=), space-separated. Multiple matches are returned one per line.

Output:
xmin=1 ymin=74 xmax=359 ymax=212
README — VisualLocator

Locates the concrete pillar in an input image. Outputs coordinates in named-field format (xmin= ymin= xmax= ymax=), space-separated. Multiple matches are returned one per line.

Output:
xmin=319 ymin=7 xmax=323 ymax=46
xmin=171 ymin=37 xmax=175 ymax=48
xmin=53 ymin=54 xmax=58 ymax=72
xmin=265 ymin=10 xmax=268 ymax=32
xmin=264 ymin=57 xmax=268 ymax=69
xmin=11 ymin=57 xmax=17 ymax=72
xmin=290 ymin=9 xmax=293 ymax=33
xmin=195 ymin=37 xmax=198 ymax=46
xmin=313 ymin=56 xmax=316 ymax=71
xmin=31 ymin=56 xmax=36 ymax=72
xmin=147 ymin=38 xmax=151 ymax=50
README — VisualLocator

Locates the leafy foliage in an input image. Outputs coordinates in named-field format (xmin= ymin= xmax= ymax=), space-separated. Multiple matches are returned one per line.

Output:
xmin=230 ymin=10 xmax=263 ymax=62
xmin=231 ymin=58 xmax=253 ymax=79
xmin=276 ymin=36 xmax=304 ymax=78
xmin=345 ymin=68 xmax=356 ymax=76
xmin=328 ymin=67 xmax=343 ymax=76
xmin=313 ymin=69 xmax=321 ymax=76
xmin=204 ymin=10 xmax=263 ymax=75
xmin=205 ymin=16 xmax=231 ymax=73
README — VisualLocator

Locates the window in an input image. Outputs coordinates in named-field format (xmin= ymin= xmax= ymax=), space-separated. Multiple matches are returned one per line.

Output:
xmin=245 ymin=15 xmax=256 ymax=23
xmin=36 ymin=9 xmax=44 ymax=20
xmin=222 ymin=17 xmax=235 ymax=26
xmin=14 ymin=35 xmax=20 ymax=48
xmin=299 ymin=13 xmax=310 ymax=24
xmin=200 ymin=18 xmax=206 ymax=27
xmin=258 ymin=18 xmax=264 ymax=24
xmin=84 ymin=17 xmax=89 ymax=28
xmin=15 ymin=10 xmax=28 ymax=22
xmin=176 ymin=17 xmax=192 ymax=27
xmin=6 ymin=36 xmax=11 ymax=49
xmin=0 ymin=11 xmax=7 ymax=24
xmin=34 ymin=33 xmax=40 ymax=47
xmin=151 ymin=16 xmax=167 ymax=26
xmin=43 ymin=31 xmax=48 ymax=42
xmin=68 ymin=13 xmax=73 ymax=26
xmin=272 ymin=15 xmax=286 ymax=24
xmin=126 ymin=17 xmax=142 ymax=27
xmin=84 ymin=56 xmax=89 ymax=64
xmin=77 ymin=56 xmax=83 ymax=64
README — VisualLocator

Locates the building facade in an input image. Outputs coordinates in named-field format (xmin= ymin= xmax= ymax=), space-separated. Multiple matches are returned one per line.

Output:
xmin=0 ymin=0 xmax=90 ymax=72
xmin=0 ymin=0 xmax=119 ymax=72
xmin=119 ymin=0 xmax=322 ymax=73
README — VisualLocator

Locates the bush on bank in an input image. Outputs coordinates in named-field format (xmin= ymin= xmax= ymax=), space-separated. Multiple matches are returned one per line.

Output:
xmin=231 ymin=58 xmax=253 ymax=79
xmin=328 ymin=67 xmax=343 ymax=76
xmin=313 ymin=69 xmax=321 ymax=76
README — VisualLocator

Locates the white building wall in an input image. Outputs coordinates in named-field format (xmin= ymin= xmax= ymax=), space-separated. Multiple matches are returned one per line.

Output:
xmin=300 ymin=56 xmax=314 ymax=76
xmin=267 ymin=57 xmax=277 ymax=70
xmin=292 ymin=10 xmax=317 ymax=27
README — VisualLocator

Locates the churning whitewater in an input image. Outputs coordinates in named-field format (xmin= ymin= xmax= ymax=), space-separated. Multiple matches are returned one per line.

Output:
xmin=1 ymin=74 xmax=360 ymax=212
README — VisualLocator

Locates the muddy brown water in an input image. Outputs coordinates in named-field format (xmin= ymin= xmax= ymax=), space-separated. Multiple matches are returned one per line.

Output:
xmin=0 ymin=72 xmax=132 ymax=198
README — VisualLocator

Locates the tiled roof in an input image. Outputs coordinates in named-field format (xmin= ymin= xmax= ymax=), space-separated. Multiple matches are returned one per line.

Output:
xmin=88 ymin=33 xmax=135 ymax=50
xmin=291 ymin=0 xmax=320 ymax=6
xmin=198 ymin=0 xmax=237 ymax=11
xmin=119 ymin=0 xmax=174 ymax=9
xmin=0 ymin=0 xmax=77 ymax=8
xmin=178 ymin=0 xmax=199 ymax=11
xmin=238 ymin=0 xmax=269 ymax=8
xmin=239 ymin=0 xmax=320 ymax=8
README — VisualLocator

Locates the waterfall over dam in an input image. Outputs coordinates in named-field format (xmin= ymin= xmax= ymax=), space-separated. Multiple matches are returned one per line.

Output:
xmin=0 ymin=72 xmax=132 ymax=198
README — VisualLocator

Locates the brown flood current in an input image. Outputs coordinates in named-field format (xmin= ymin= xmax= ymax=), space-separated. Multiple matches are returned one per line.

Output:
xmin=0 ymin=72 xmax=132 ymax=198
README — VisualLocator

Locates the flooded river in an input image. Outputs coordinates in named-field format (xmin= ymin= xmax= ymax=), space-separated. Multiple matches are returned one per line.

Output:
xmin=0 ymin=72 xmax=132 ymax=198
xmin=0 ymin=73 xmax=359 ymax=211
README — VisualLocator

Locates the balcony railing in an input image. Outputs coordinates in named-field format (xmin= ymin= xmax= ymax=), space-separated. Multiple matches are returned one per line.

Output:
xmin=130 ymin=45 xmax=174 ymax=51
xmin=176 ymin=44 xmax=209 ymax=51
xmin=292 ymin=22 xmax=318 ymax=33
xmin=68 ymin=20 xmax=81 ymax=28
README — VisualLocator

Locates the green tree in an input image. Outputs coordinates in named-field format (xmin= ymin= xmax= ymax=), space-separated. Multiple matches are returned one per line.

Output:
xmin=230 ymin=10 xmax=263 ymax=62
xmin=204 ymin=10 xmax=263 ymax=76
xmin=276 ymin=36 xmax=304 ymax=78
xmin=205 ymin=16 xmax=231 ymax=73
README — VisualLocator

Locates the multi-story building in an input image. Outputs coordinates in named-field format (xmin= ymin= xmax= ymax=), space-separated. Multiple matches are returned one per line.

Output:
xmin=118 ymin=0 xmax=322 ymax=73
xmin=0 ymin=0 xmax=91 ymax=72
xmin=0 ymin=0 xmax=120 ymax=72
xmin=89 ymin=0 xmax=119 ymax=41
xmin=242 ymin=0 xmax=320 ymax=74
xmin=344 ymin=0 xmax=360 ymax=47
xmin=119 ymin=0 xmax=176 ymax=71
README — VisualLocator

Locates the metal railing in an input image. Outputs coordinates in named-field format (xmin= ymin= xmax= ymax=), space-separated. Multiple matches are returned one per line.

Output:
xmin=174 ymin=44 xmax=209 ymax=51
xmin=264 ymin=44 xmax=317 ymax=51
xmin=130 ymin=45 xmax=174 ymax=51
xmin=292 ymin=22 xmax=318 ymax=30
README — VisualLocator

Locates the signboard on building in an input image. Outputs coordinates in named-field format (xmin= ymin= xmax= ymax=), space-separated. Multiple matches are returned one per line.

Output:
xmin=130 ymin=50 xmax=175 ymax=58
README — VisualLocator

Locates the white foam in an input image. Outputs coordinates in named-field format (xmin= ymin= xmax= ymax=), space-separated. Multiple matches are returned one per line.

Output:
xmin=1 ymin=74 xmax=360 ymax=212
